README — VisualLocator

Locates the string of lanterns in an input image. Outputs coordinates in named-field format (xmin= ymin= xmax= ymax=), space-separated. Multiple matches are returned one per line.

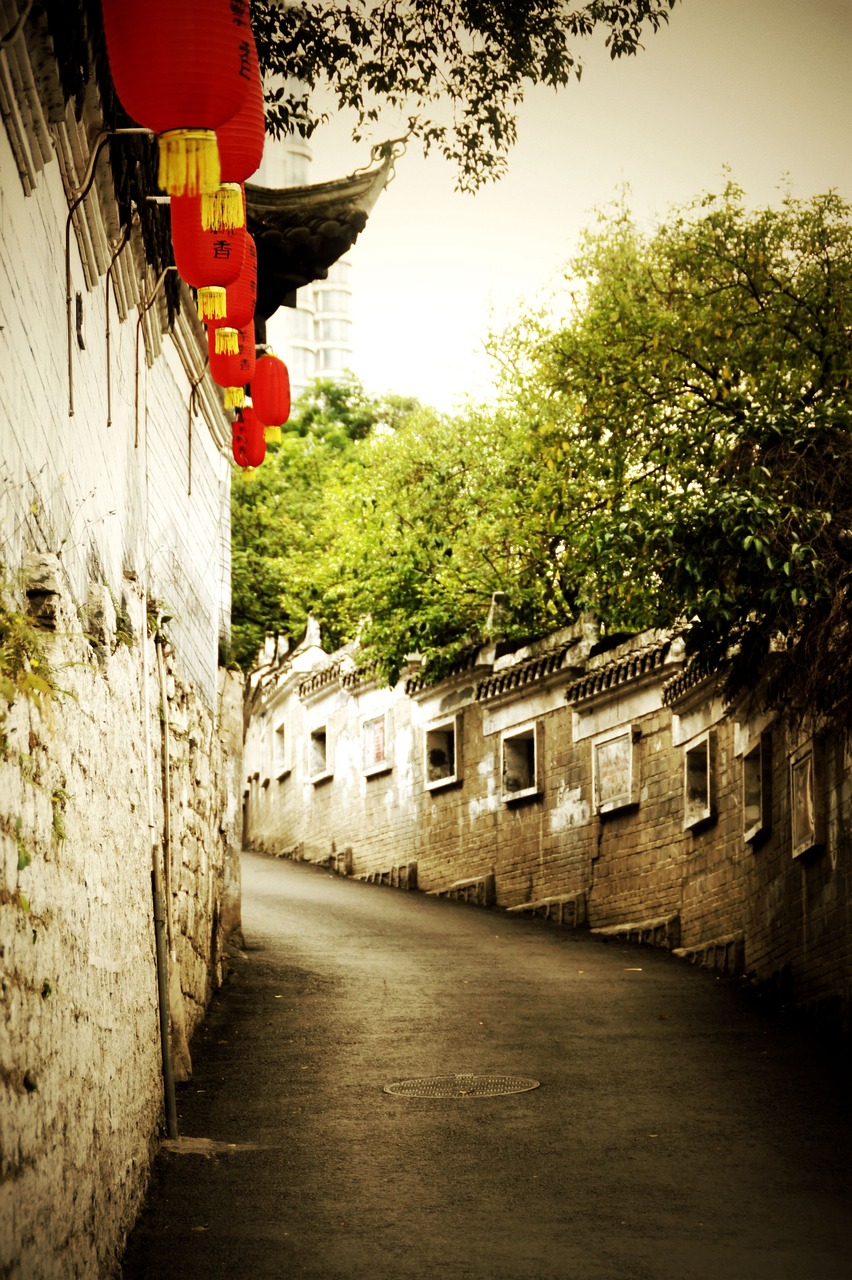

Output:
xmin=101 ymin=0 xmax=291 ymax=469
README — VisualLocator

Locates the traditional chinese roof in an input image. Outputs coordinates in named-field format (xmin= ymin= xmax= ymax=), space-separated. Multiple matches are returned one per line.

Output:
xmin=296 ymin=647 xmax=380 ymax=699
xmin=404 ymin=647 xmax=482 ymax=697
xmin=564 ymin=637 xmax=673 ymax=707
xmin=341 ymin=658 xmax=382 ymax=692
xmin=297 ymin=661 xmax=343 ymax=699
xmin=475 ymin=642 xmax=579 ymax=703
xmin=662 ymin=654 xmax=722 ymax=707
xmin=246 ymin=149 xmax=396 ymax=323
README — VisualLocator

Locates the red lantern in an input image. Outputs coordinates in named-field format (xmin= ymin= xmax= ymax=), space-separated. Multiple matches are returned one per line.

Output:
xmin=232 ymin=406 xmax=265 ymax=468
xmin=101 ymin=0 xmax=254 ymax=196
xmin=252 ymin=354 xmax=291 ymax=427
xmin=170 ymin=192 xmax=246 ymax=321
xmin=232 ymin=422 xmax=249 ymax=468
xmin=202 ymin=28 xmax=265 ymax=230
xmin=205 ymin=233 xmax=257 ymax=350
xmin=209 ymin=321 xmax=256 ymax=409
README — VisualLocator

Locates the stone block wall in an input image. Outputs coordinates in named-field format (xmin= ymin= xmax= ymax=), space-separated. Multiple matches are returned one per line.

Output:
xmin=247 ymin=670 xmax=420 ymax=873
xmin=585 ymin=708 xmax=685 ymax=928
xmin=245 ymin=627 xmax=852 ymax=1031
xmin=742 ymin=725 xmax=852 ymax=1023
xmin=0 ymin=562 xmax=242 ymax=1278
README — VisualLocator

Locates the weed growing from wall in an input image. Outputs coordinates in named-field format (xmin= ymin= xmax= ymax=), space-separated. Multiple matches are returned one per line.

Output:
xmin=0 ymin=574 xmax=55 ymax=751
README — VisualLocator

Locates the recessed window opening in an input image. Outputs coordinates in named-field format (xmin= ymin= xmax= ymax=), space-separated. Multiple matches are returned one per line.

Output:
xmin=684 ymin=731 xmax=714 ymax=829
xmin=310 ymin=726 xmax=328 ymax=778
xmin=743 ymin=733 xmax=771 ymax=843
xmin=273 ymin=719 xmax=289 ymax=779
xmin=425 ymin=717 xmax=460 ymax=790
xmin=501 ymin=724 xmax=539 ymax=801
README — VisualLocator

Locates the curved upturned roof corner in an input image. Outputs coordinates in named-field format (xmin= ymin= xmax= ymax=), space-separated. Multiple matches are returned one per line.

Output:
xmin=246 ymin=148 xmax=396 ymax=324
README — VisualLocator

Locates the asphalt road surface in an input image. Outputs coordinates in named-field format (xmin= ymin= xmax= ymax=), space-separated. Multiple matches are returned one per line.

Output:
xmin=121 ymin=852 xmax=852 ymax=1280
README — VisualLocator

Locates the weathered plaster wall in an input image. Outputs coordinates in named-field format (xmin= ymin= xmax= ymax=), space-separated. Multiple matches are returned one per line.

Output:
xmin=0 ymin=83 xmax=231 ymax=707
xmin=0 ymin=564 xmax=242 ymax=1278
xmin=0 ymin=36 xmax=242 ymax=1278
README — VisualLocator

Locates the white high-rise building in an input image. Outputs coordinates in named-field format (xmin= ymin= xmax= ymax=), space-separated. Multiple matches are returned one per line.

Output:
xmin=252 ymin=137 xmax=354 ymax=401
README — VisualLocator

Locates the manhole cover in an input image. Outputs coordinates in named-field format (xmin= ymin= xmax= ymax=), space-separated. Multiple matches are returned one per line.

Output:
xmin=383 ymin=1073 xmax=540 ymax=1099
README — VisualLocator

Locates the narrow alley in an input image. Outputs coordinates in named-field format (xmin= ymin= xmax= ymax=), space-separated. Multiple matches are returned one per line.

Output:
xmin=121 ymin=852 xmax=852 ymax=1280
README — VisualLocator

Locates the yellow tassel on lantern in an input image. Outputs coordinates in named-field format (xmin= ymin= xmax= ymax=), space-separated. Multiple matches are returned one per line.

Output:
xmin=202 ymin=183 xmax=245 ymax=231
xmin=264 ymin=425 xmax=283 ymax=444
xmin=224 ymin=386 xmax=245 ymax=410
xmin=197 ymin=286 xmax=227 ymax=321
xmin=215 ymin=327 xmax=240 ymax=355
xmin=157 ymin=128 xmax=221 ymax=197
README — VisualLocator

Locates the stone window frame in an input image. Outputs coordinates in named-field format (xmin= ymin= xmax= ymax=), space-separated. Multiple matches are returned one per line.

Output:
xmin=789 ymin=738 xmax=825 ymax=859
xmin=683 ymin=729 xmax=716 ymax=831
xmin=500 ymin=720 xmax=542 ymax=804
xmin=361 ymin=710 xmax=392 ymax=778
xmin=742 ymin=730 xmax=772 ymax=844
xmin=309 ymin=724 xmax=333 ymax=785
xmin=424 ymin=713 xmax=462 ymax=792
xmin=591 ymin=723 xmax=638 ymax=815
xmin=273 ymin=712 xmax=291 ymax=781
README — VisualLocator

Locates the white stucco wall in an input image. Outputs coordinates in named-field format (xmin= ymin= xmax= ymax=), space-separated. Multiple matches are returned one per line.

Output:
xmin=0 ymin=36 xmax=242 ymax=1279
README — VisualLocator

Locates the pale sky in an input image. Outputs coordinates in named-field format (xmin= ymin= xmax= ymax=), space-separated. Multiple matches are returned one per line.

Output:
xmin=305 ymin=0 xmax=852 ymax=411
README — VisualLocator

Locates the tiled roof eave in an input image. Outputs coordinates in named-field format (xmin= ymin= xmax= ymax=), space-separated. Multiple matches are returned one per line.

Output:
xmin=662 ymin=662 xmax=725 ymax=710
xmin=565 ymin=642 xmax=674 ymax=709
xmin=297 ymin=662 xmax=343 ymax=701
xmin=475 ymin=645 xmax=580 ymax=704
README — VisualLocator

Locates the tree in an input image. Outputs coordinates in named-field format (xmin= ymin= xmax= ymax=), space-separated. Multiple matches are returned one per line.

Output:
xmin=288 ymin=377 xmax=419 ymax=446
xmin=232 ymin=191 xmax=852 ymax=726
xmin=251 ymin=0 xmax=679 ymax=190
xmin=498 ymin=185 xmax=852 ymax=725
xmin=338 ymin=403 xmax=572 ymax=683
xmin=230 ymin=377 xmax=418 ymax=670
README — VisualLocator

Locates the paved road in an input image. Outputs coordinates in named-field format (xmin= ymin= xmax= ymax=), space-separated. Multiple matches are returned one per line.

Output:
xmin=121 ymin=852 xmax=852 ymax=1280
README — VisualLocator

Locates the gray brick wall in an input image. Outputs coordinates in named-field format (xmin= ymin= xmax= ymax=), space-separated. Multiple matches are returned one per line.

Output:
xmin=245 ymin=634 xmax=852 ymax=1032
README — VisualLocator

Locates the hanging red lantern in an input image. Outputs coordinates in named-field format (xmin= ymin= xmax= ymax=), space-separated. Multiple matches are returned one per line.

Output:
xmin=252 ymin=354 xmax=291 ymax=427
xmin=202 ymin=28 xmax=265 ymax=230
xmin=170 ymin=191 xmax=246 ymax=321
xmin=232 ymin=405 xmax=266 ymax=468
xmin=209 ymin=321 xmax=256 ymax=409
xmin=205 ymin=233 xmax=257 ymax=351
xmin=232 ymin=422 xmax=249 ymax=468
xmin=101 ymin=0 xmax=254 ymax=196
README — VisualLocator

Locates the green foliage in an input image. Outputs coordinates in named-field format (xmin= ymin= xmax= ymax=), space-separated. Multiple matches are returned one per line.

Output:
xmin=338 ymin=404 xmax=577 ymax=683
xmin=499 ymin=184 xmax=852 ymax=723
xmin=0 ymin=581 xmax=55 ymax=747
xmin=51 ymin=788 xmax=70 ymax=843
xmin=230 ymin=377 xmax=419 ymax=670
xmin=230 ymin=190 xmax=852 ymax=726
xmin=15 ymin=816 xmax=31 ymax=872
xmin=112 ymin=595 xmax=134 ymax=647
xmin=252 ymin=0 xmax=678 ymax=191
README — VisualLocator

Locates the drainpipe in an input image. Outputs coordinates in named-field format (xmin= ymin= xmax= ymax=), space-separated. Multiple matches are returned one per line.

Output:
xmin=142 ymin=591 xmax=179 ymax=1139
xmin=155 ymin=636 xmax=174 ymax=947
xmin=155 ymin=633 xmax=192 ymax=1080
